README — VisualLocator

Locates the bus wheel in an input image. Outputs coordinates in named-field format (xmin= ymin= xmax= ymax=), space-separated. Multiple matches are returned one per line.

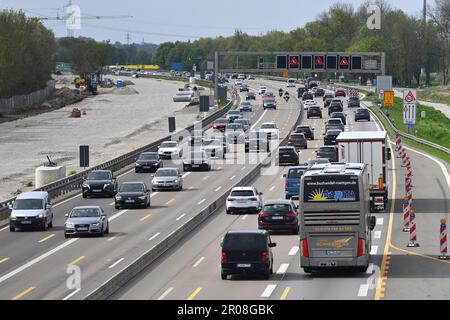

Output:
xmin=357 ymin=266 xmax=368 ymax=273
xmin=303 ymin=267 xmax=312 ymax=273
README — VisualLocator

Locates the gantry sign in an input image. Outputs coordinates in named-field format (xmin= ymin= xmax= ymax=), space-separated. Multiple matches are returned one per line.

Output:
xmin=214 ymin=51 xmax=386 ymax=100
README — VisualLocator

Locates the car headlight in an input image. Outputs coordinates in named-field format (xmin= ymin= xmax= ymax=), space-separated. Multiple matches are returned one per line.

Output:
xmin=103 ymin=184 xmax=111 ymax=189
xmin=65 ymin=222 xmax=74 ymax=228
xmin=138 ymin=195 xmax=146 ymax=200
xmin=115 ymin=195 xmax=122 ymax=200
xmin=174 ymin=179 xmax=179 ymax=183
xmin=38 ymin=213 xmax=45 ymax=218
xmin=152 ymin=179 xmax=157 ymax=184
xmin=135 ymin=163 xmax=141 ymax=166
xmin=82 ymin=183 xmax=89 ymax=189
xmin=91 ymin=222 xmax=100 ymax=227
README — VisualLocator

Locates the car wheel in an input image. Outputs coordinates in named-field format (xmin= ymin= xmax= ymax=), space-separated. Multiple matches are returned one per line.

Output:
xmin=263 ymin=270 xmax=270 ymax=280
xmin=221 ymin=272 xmax=227 ymax=280
xmin=48 ymin=219 xmax=53 ymax=228
xmin=303 ymin=267 xmax=312 ymax=273
xmin=9 ymin=225 xmax=15 ymax=232
xmin=82 ymin=194 xmax=87 ymax=199
xmin=64 ymin=234 xmax=69 ymax=238
xmin=147 ymin=199 xmax=150 ymax=208
xmin=357 ymin=265 xmax=368 ymax=273
xmin=226 ymin=209 xmax=232 ymax=215
xmin=105 ymin=223 xmax=109 ymax=235
xmin=152 ymin=188 xmax=156 ymax=192
xmin=41 ymin=220 xmax=47 ymax=231
xmin=115 ymin=205 xmax=120 ymax=210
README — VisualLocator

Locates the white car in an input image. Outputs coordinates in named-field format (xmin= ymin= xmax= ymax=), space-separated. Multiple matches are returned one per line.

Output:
xmin=237 ymin=74 xmax=246 ymax=80
xmin=259 ymin=122 xmax=279 ymax=139
xmin=201 ymin=138 xmax=225 ymax=159
xmin=303 ymin=100 xmax=316 ymax=111
xmin=235 ymin=80 xmax=243 ymax=86
xmin=258 ymin=86 xmax=267 ymax=95
xmin=158 ymin=141 xmax=183 ymax=159
xmin=226 ymin=186 xmax=263 ymax=214
xmin=287 ymin=79 xmax=296 ymax=87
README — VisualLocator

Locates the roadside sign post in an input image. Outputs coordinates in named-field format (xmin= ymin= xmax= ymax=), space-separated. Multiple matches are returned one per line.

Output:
xmin=403 ymin=89 xmax=417 ymax=133
xmin=383 ymin=90 xmax=394 ymax=116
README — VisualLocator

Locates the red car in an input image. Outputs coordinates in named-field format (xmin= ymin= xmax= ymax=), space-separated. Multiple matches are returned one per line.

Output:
xmin=213 ymin=118 xmax=230 ymax=132
xmin=334 ymin=88 xmax=346 ymax=97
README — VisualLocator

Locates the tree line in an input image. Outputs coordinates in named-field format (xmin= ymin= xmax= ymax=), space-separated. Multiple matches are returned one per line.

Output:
xmin=152 ymin=0 xmax=450 ymax=86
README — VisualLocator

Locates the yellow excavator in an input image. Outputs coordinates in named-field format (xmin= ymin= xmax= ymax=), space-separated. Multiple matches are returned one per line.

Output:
xmin=74 ymin=74 xmax=98 ymax=95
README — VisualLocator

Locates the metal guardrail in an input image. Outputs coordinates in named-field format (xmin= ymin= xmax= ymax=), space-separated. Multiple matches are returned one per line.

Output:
xmin=0 ymin=93 xmax=237 ymax=219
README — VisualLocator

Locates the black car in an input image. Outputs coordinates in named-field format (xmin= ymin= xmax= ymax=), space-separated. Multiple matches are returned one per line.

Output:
xmin=295 ymin=125 xmax=315 ymax=140
xmin=115 ymin=182 xmax=151 ymax=209
xmin=221 ymin=229 xmax=276 ymax=280
xmin=288 ymin=133 xmax=308 ymax=149
xmin=82 ymin=170 xmax=117 ymax=198
xmin=330 ymin=112 xmax=347 ymax=125
xmin=183 ymin=151 xmax=211 ymax=171
xmin=302 ymin=92 xmax=314 ymax=101
xmin=278 ymin=147 xmax=299 ymax=166
xmin=355 ymin=108 xmax=371 ymax=121
xmin=307 ymin=105 xmax=322 ymax=119
xmin=297 ymin=86 xmax=307 ymax=98
xmin=324 ymin=98 xmax=333 ymax=108
xmin=316 ymin=145 xmax=338 ymax=162
xmin=328 ymin=101 xmax=344 ymax=115
xmin=258 ymin=200 xmax=299 ymax=234
xmin=239 ymin=84 xmax=249 ymax=92
xmin=308 ymin=81 xmax=318 ymax=89
xmin=314 ymin=88 xmax=325 ymax=97
xmin=135 ymin=152 xmax=162 ymax=173
xmin=323 ymin=93 xmax=334 ymax=102
xmin=324 ymin=129 xmax=342 ymax=145
xmin=246 ymin=92 xmax=256 ymax=100
xmin=348 ymin=96 xmax=360 ymax=108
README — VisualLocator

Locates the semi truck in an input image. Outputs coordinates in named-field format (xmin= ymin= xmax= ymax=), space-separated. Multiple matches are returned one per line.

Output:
xmin=336 ymin=131 xmax=391 ymax=212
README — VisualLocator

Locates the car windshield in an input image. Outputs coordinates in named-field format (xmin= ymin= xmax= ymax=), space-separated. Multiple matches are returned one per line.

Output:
xmin=70 ymin=208 xmax=101 ymax=218
xmin=228 ymin=111 xmax=240 ymax=115
xmin=280 ymin=148 xmax=295 ymax=154
xmin=357 ymin=109 xmax=368 ymax=113
xmin=155 ymin=169 xmax=178 ymax=177
xmin=240 ymin=102 xmax=250 ymax=106
xmin=203 ymin=139 xmax=221 ymax=146
xmin=261 ymin=124 xmax=276 ymax=129
xmin=186 ymin=152 xmax=205 ymax=160
xmin=327 ymin=130 xmax=342 ymax=136
xmin=13 ymin=199 xmax=44 ymax=210
xmin=161 ymin=142 xmax=177 ymax=148
xmin=262 ymin=203 xmax=293 ymax=214
xmin=264 ymin=99 xmax=275 ymax=104
xmin=139 ymin=153 xmax=157 ymax=160
xmin=319 ymin=147 xmax=336 ymax=152
xmin=87 ymin=171 xmax=111 ymax=180
xmin=329 ymin=119 xmax=342 ymax=124
xmin=309 ymin=158 xmax=330 ymax=165
xmin=223 ymin=233 xmax=266 ymax=251
xmin=226 ymin=124 xmax=243 ymax=130
xmin=287 ymin=168 xmax=307 ymax=179
xmin=297 ymin=127 xmax=310 ymax=132
xmin=291 ymin=134 xmax=305 ymax=139
xmin=215 ymin=119 xmax=228 ymax=124
xmin=230 ymin=190 xmax=255 ymax=197
xmin=119 ymin=183 xmax=144 ymax=192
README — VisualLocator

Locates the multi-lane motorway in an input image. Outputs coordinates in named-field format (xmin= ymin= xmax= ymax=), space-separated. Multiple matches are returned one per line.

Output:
xmin=0 ymin=78 xmax=449 ymax=300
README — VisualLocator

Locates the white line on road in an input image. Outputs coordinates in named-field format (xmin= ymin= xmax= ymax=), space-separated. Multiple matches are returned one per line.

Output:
xmin=150 ymin=192 xmax=159 ymax=198
xmin=241 ymin=215 xmax=248 ymax=220
xmin=182 ymin=172 xmax=191 ymax=178
xmin=176 ymin=214 xmax=185 ymax=221
xmin=158 ymin=287 xmax=174 ymax=300
xmin=230 ymin=176 xmax=236 ymax=180
xmin=261 ymin=284 xmax=277 ymax=298
xmin=193 ymin=257 xmax=205 ymax=268
xmin=251 ymin=110 xmax=268 ymax=130
xmin=358 ymin=284 xmax=369 ymax=297
xmin=241 ymin=166 xmax=246 ymax=171
xmin=62 ymin=288 xmax=81 ymax=301
xmin=215 ymin=186 xmax=222 ymax=192
xmin=197 ymin=199 xmax=206 ymax=205
xmin=376 ymin=218 xmax=384 ymax=225
xmin=276 ymin=264 xmax=289 ymax=274
xmin=108 ymin=258 xmax=125 ymax=269
xmin=109 ymin=201 xmax=115 ymax=206
xmin=370 ymin=246 xmax=378 ymax=255
xmin=269 ymin=186 xmax=275 ymax=191
xmin=288 ymin=246 xmax=299 ymax=256
xmin=374 ymin=231 xmax=382 ymax=239
xmin=149 ymin=232 xmax=161 ymax=241
xmin=0 ymin=226 xmax=8 ymax=232
xmin=366 ymin=263 xmax=375 ymax=274
xmin=109 ymin=210 xmax=128 ymax=222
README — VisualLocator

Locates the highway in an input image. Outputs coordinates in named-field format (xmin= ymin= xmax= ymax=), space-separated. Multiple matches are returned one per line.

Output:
xmin=1 ymin=78 xmax=449 ymax=300
xmin=0 ymin=79 xmax=300 ymax=300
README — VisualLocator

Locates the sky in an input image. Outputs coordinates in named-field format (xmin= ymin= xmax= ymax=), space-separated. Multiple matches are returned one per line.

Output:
xmin=1 ymin=0 xmax=426 ymax=44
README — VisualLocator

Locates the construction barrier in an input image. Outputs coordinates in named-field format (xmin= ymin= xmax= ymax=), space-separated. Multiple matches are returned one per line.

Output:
xmin=395 ymin=133 xmax=401 ymax=151
xmin=440 ymin=219 xmax=448 ymax=260
xmin=403 ymin=197 xmax=410 ymax=232
xmin=407 ymin=210 xmax=419 ymax=247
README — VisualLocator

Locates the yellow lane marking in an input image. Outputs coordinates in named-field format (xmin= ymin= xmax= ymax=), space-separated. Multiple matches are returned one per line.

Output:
xmin=68 ymin=256 xmax=85 ymax=266
xmin=280 ymin=287 xmax=291 ymax=300
xmin=165 ymin=199 xmax=175 ymax=205
xmin=12 ymin=287 xmax=36 ymax=300
xmin=38 ymin=234 xmax=55 ymax=243
xmin=375 ymin=143 xmax=395 ymax=300
xmin=187 ymin=287 xmax=202 ymax=300
xmin=140 ymin=214 xmax=152 ymax=221
xmin=0 ymin=257 xmax=10 ymax=264
xmin=202 ymin=176 xmax=209 ymax=181
xmin=108 ymin=233 xmax=123 ymax=241
xmin=390 ymin=243 xmax=450 ymax=265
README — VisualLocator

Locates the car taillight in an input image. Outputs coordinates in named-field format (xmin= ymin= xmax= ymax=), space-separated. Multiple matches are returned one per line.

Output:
xmin=249 ymin=197 xmax=257 ymax=201
xmin=374 ymin=196 xmax=384 ymax=203
xmin=300 ymin=239 xmax=309 ymax=257
xmin=221 ymin=251 xmax=228 ymax=263
xmin=286 ymin=213 xmax=296 ymax=218
xmin=288 ymin=140 xmax=293 ymax=144
xmin=227 ymin=197 xmax=235 ymax=202
xmin=285 ymin=181 xmax=289 ymax=189
xmin=358 ymin=238 xmax=366 ymax=257
xmin=261 ymin=251 xmax=269 ymax=262
xmin=259 ymin=213 xmax=269 ymax=218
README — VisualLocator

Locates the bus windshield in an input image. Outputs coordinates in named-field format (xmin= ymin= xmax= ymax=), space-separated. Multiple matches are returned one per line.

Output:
xmin=303 ymin=176 xmax=359 ymax=202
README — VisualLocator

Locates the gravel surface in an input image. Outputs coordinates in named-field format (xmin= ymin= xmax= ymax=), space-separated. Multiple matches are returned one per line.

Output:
xmin=0 ymin=76 xmax=212 ymax=201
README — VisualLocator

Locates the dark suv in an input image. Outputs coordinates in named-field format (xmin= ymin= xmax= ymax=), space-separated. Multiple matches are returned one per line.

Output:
xmin=221 ymin=230 xmax=276 ymax=280
xmin=258 ymin=200 xmax=299 ymax=234
xmin=288 ymin=133 xmax=308 ymax=149
xmin=314 ymin=88 xmax=325 ymax=97
xmin=307 ymin=105 xmax=322 ymax=119
xmin=316 ymin=145 xmax=338 ymax=162
xmin=302 ymin=92 xmax=314 ymax=101
xmin=295 ymin=125 xmax=315 ymax=140
xmin=328 ymin=100 xmax=344 ymax=115
xmin=348 ymin=96 xmax=360 ymax=108
xmin=330 ymin=112 xmax=347 ymax=125
xmin=82 ymin=170 xmax=117 ymax=198
xmin=355 ymin=108 xmax=371 ymax=121
xmin=324 ymin=129 xmax=342 ymax=145
xmin=135 ymin=152 xmax=162 ymax=173
xmin=278 ymin=146 xmax=299 ymax=166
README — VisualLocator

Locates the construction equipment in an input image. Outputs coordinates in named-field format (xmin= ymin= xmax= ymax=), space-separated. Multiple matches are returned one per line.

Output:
xmin=74 ymin=74 xmax=98 ymax=95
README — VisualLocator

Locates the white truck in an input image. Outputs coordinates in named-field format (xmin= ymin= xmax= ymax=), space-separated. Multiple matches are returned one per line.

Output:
xmin=336 ymin=131 xmax=391 ymax=212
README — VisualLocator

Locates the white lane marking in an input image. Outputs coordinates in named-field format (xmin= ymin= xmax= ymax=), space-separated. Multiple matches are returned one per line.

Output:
xmin=62 ymin=288 xmax=81 ymax=301
xmin=366 ymin=263 xmax=375 ymax=274
xmin=176 ymin=214 xmax=185 ymax=221
xmin=230 ymin=176 xmax=236 ymax=180
xmin=392 ymin=142 xmax=450 ymax=190
xmin=0 ymin=238 xmax=79 ymax=284
xmin=182 ymin=172 xmax=191 ymax=178
xmin=108 ymin=258 xmax=124 ymax=269
xmin=150 ymin=192 xmax=159 ymax=198
xmin=261 ymin=284 xmax=277 ymax=298
xmin=269 ymin=186 xmax=275 ymax=191
xmin=53 ymin=193 xmax=81 ymax=208
xmin=276 ymin=264 xmax=289 ymax=274
xmin=193 ymin=257 xmax=205 ymax=268
xmin=109 ymin=210 xmax=128 ymax=222
xmin=376 ymin=218 xmax=384 ymax=225
xmin=0 ymin=226 xmax=8 ymax=232
xmin=241 ymin=215 xmax=248 ymax=220
xmin=251 ymin=110 xmax=268 ymax=129
xmin=374 ymin=231 xmax=382 ymax=239
xmin=197 ymin=199 xmax=206 ymax=205
xmin=358 ymin=284 xmax=369 ymax=297
xmin=149 ymin=232 xmax=161 ymax=241
xmin=109 ymin=201 xmax=115 ymax=206
xmin=288 ymin=246 xmax=299 ymax=256
xmin=157 ymin=287 xmax=174 ymax=300
xmin=215 ymin=186 xmax=222 ymax=192
xmin=241 ymin=166 xmax=246 ymax=171
xmin=370 ymin=246 xmax=378 ymax=255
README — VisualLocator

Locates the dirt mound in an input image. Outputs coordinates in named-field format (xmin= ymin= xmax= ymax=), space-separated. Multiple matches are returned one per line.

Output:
xmin=112 ymin=86 xmax=139 ymax=95
xmin=122 ymin=80 xmax=135 ymax=86
xmin=44 ymin=87 xmax=85 ymax=108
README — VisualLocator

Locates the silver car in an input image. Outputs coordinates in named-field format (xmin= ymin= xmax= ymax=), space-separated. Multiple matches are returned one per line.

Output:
xmin=234 ymin=118 xmax=251 ymax=131
xmin=151 ymin=168 xmax=183 ymax=191
xmin=64 ymin=206 xmax=109 ymax=238
xmin=201 ymin=138 xmax=225 ymax=158
xmin=225 ymin=123 xmax=245 ymax=144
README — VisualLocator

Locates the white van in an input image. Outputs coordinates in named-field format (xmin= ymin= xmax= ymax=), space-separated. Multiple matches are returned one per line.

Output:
xmin=287 ymin=79 xmax=296 ymax=87
xmin=9 ymin=191 xmax=53 ymax=231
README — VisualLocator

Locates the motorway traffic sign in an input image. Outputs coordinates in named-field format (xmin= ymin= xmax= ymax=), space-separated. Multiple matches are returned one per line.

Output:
xmin=384 ymin=90 xmax=394 ymax=107
xmin=403 ymin=103 xmax=416 ymax=124
xmin=403 ymin=89 xmax=417 ymax=104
